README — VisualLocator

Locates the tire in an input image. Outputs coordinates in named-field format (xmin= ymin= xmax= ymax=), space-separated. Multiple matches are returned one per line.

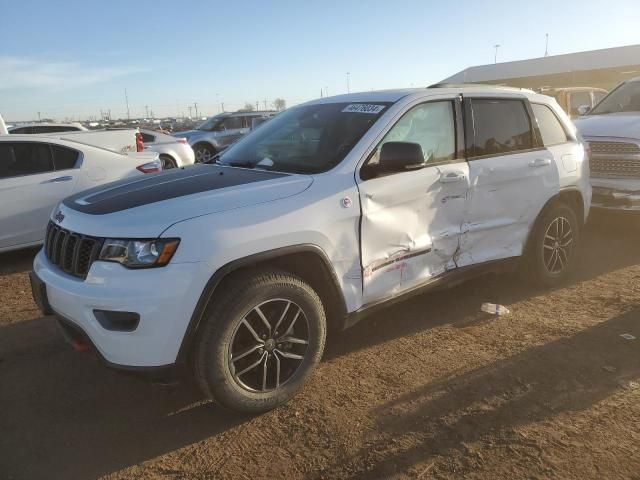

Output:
xmin=193 ymin=143 xmax=216 ymax=163
xmin=160 ymin=155 xmax=177 ymax=169
xmin=193 ymin=270 xmax=327 ymax=413
xmin=522 ymin=202 xmax=580 ymax=287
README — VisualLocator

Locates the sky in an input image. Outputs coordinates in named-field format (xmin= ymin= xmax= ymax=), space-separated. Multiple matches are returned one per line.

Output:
xmin=1 ymin=0 xmax=639 ymax=122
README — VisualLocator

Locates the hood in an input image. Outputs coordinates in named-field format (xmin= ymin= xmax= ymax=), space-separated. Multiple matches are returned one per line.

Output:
xmin=56 ymin=165 xmax=312 ymax=238
xmin=574 ymin=113 xmax=640 ymax=139
xmin=172 ymin=129 xmax=207 ymax=141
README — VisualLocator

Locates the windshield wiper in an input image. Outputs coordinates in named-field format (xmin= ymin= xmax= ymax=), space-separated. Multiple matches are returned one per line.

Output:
xmin=227 ymin=160 xmax=256 ymax=169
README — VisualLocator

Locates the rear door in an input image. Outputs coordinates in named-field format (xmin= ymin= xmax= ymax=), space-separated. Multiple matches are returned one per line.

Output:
xmin=0 ymin=142 xmax=80 ymax=249
xmin=458 ymin=96 xmax=559 ymax=267
xmin=358 ymin=97 xmax=469 ymax=304
xmin=218 ymin=116 xmax=246 ymax=147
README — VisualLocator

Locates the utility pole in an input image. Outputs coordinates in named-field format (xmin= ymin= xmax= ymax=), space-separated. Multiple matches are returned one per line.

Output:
xmin=145 ymin=105 xmax=149 ymax=118
xmin=346 ymin=72 xmax=350 ymax=93
xmin=263 ymin=99 xmax=268 ymax=110
xmin=221 ymin=102 xmax=224 ymax=112
xmin=544 ymin=33 xmax=549 ymax=57
xmin=325 ymin=86 xmax=329 ymax=97
xmin=193 ymin=102 xmax=198 ymax=119
xmin=37 ymin=112 xmax=41 ymax=121
xmin=188 ymin=106 xmax=193 ymax=118
xmin=125 ymin=88 xmax=130 ymax=120
xmin=256 ymin=101 xmax=259 ymax=111
xmin=493 ymin=44 xmax=500 ymax=64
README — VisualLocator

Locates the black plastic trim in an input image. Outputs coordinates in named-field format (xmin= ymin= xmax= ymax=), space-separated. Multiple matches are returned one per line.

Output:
xmin=93 ymin=309 xmax=140 ymax=332
xmin=175 ymin=244 xmax=348 ymax=363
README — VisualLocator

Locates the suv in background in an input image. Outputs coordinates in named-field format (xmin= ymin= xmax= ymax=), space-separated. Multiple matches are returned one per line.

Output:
xmin=573 ymin=77 xmax=640 ymax=212
xmin=9 ymin=123 xmax=88 ymax=134
xmin=174 ymin=111 xmax=276 ymax=162
xmin=538 ymin=87 xmax=608 ymax=118
xmin=30 ymin=86 xmax=590 ymax=413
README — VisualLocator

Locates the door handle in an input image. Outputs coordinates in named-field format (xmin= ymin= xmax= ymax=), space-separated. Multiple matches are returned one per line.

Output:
xmin=42 ymin=176 xmax=73 ymax=183
xmin=528 ymin=158 xmax=551 ymax=168
xmin=439 ymin=171 xmax=466 ymax=183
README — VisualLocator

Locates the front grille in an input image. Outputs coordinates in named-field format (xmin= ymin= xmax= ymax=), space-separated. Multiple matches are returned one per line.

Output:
xmin=589 ymin=141 xmax=640 ymax=155
xmin=44 ymin=222 xmax=103 ymax=279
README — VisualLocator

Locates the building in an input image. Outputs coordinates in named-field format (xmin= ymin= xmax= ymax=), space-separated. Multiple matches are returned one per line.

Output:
xmin=440 ymin=44 xmax=640 ymax=91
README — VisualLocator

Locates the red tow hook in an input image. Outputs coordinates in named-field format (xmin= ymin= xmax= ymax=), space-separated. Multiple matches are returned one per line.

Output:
xmin=72 ymin=340 xmax=91 ymax=352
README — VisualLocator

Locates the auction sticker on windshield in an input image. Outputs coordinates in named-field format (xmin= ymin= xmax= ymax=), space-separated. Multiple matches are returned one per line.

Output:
xmin=342 ymin=104 xmax=386 ymax=114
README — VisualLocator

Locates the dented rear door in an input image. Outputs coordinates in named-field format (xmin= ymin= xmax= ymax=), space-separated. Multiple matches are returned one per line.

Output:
xmin=357 ymin=98 xmax=469 ymax=305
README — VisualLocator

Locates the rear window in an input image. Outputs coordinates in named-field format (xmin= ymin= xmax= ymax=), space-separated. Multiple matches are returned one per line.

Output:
xmin=467 ymin=99 xmax=533 ymax=158
xmin=141 ymin=132 xmax=156 ymax=143
xmin=33 ymin=126 xmax=81 ymax=133
xmin=532 ymin=104 xmax=569 ymax=146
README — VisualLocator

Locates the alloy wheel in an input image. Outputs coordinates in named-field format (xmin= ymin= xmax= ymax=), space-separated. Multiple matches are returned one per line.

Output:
xmin=228 ymin=299 xmax=309 ymax=392
xmin=542 ymin=216 xmax=573 ymax=274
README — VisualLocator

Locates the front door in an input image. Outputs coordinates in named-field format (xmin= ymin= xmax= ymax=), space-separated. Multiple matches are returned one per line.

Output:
xmin=458 ymin=97 xmax=559 ymax=267
xmin=357 ymin=99 xmax=469 ymax=304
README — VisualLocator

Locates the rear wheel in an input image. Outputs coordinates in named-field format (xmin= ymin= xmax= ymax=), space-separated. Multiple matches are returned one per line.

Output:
xmin=523 ymin=202 xmax=580 ymax=287
xmin=193 ymin=143 xmax=216 ymax=163
xmin=194 ymin=271 xmax=326 ymax=413
xmin=160 ymin=155 xmax=177 ymax=169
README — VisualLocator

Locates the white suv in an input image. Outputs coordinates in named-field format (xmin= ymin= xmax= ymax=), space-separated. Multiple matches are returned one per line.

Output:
xmin=30 ymin=86 xmax=591 ymax=413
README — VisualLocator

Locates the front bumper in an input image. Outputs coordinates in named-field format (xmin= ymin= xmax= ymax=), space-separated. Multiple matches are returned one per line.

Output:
xmin=592 ymin=184 xmax=640 ymax=212
xmin=33 ymin=250 xmax=212 ymax=367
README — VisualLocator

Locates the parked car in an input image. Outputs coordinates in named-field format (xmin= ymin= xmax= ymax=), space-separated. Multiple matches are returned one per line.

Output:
xmin=8 ymin=122 xmax=88 ymax=134
xmin=139 ymin=129 xmax=195 ymax=169
xmin=174 ymin=111 xmax=276 ymax=163
xmin=0 ymin=135 xmax=161 ymax=253
xmin=538 ymin=87 xmax=608 ymax=118
xmin=30 ymin=86 xmax=590 ymax=413
xmin=573 ymin=77 xmax=640 ymax=212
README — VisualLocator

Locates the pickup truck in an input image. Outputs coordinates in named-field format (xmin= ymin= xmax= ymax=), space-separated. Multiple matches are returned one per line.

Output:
xmin=573 ymin=77 xmax=640 ymax=212
xmin=30 ymin=86 xmax=590 ymax=413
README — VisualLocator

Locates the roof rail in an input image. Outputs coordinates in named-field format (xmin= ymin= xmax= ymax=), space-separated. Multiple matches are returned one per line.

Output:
xmin=428 ymin=82 xmax=531 ymax=92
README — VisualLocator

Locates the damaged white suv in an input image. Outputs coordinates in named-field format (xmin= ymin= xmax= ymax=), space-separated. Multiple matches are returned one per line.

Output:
xmin=30 ymin=86 xmax=591 ymax=413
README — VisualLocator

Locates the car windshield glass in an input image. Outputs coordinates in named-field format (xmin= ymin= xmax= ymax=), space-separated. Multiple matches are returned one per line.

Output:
xmin=589 ymin=80 xmax=640 ymax=115
xmin=196 ymin=115 xmax=224 ymax=131
xmin=217 ymin=102 xmax=390 ymax=173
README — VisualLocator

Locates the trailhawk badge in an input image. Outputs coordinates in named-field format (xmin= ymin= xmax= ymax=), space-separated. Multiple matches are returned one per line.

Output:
xmin=54 ymin=211 xmax=65 ymax=224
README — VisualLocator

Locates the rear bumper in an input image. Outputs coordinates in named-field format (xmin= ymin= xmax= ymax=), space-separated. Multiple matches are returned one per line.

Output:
xmin=32 ymin=250 xmax=212 ymax=367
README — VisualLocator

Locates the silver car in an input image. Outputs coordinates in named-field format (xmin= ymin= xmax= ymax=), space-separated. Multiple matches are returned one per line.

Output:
xmin=174 ymin=111 xmax=275 ymax=162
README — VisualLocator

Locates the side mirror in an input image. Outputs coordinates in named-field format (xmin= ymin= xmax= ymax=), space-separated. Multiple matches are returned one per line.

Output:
xmin=577 ymin=105 xmax=591 ymax=116
xmin=378 ymin=142 xmax=426 ymax=173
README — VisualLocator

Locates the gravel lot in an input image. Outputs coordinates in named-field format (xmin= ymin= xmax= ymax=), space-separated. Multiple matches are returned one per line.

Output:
xmin=1 ymin=215 xmax=639 ymax=480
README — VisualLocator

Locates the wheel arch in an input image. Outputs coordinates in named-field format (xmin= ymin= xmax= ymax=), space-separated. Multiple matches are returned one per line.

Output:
xmin=523 ymin=187 xmax=584 ymax=256
xmin=176 ymin=244 xmax=348 ymax=363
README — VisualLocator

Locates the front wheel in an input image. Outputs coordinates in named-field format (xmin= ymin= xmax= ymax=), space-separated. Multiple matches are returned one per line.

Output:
xmin=522 ymin=202 xmax=580 ymax=287
xmin=193 ymin=271 xmax=327 ymax=413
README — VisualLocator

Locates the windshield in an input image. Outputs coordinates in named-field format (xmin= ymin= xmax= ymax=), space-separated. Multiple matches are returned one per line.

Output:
xmin=196 ymin=115 xmax=225 ymax=131
xmin=589 ymin=80 xmax=640 ymax=115
xmin=217 ymin=102 xmax=390 ymax=173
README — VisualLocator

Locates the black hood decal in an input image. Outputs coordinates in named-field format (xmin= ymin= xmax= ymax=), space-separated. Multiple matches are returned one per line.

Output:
xmin=64 ymin=165 xmax=287 ymax=215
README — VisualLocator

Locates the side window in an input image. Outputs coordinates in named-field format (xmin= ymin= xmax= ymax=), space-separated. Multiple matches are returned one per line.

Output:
xmin=9 ymin=127 xmax=32 ymax=134
xmin=52 ymin=145 xmax=80 ymax=170
xmin=0 ymin=142 xmax=54 ymax=178
xmin=221 ymin=116 xmax=244 ymax=130
xmin=532 ymin=104 xmax=569 ymax=146
xmin=467 ymin=99 xmax=533 ymax=158
xmin=568 ymin=91 xmax=591 ymax=116
xmin=140 ymin=132 xmax=155 ymax=143
xmin=367 ymin=101 xmax=456 ymax=169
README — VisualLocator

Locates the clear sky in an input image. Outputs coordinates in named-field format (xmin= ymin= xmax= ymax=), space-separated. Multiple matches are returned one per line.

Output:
xmin=1 ymin=0 xmax=639 ymax=121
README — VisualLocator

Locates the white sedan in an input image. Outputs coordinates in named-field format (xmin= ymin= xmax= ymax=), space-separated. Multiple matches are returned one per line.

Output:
xmin=0 ymin=134 xmax=161 ymax=253
xmin=139 ymin=129 xmax=195 ymax=169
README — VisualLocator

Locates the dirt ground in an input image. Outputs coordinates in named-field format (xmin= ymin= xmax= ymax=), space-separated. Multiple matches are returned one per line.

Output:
xmin=1 ymin=215 xmax=639 ymax=480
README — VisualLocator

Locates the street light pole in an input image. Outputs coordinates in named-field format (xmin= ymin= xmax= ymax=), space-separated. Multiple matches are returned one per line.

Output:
xmin=346 ymin=72 xmax=350 ymax=93
xmin=493 ymin=44 xmax=501 ymax=64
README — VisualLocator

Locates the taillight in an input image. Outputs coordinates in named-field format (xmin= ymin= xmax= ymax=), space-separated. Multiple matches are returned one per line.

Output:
xmin=136 ymin=160 xmax=162 ymax=174
xmin=136 ymin=132 xmax=144 ymax=152
xmin=177 ymin=138 xmax=188 ymax=144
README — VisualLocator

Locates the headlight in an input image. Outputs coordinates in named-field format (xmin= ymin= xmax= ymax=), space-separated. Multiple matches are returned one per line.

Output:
xmin=99 ymin=238 xmax=180 ymax=268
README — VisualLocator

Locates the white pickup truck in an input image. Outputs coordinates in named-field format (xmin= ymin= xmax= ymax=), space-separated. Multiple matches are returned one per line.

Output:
xmin=574 ymin=77 xmax=640 ymax=212
xmin=30 ymin=86 xmax=590 ymax=413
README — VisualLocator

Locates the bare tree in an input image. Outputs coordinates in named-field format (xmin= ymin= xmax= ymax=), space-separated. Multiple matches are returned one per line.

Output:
xmin=238 ymin=102 xmax=255 ymax=112
xmin=273 ymin=98 xmax=286 ymax=111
